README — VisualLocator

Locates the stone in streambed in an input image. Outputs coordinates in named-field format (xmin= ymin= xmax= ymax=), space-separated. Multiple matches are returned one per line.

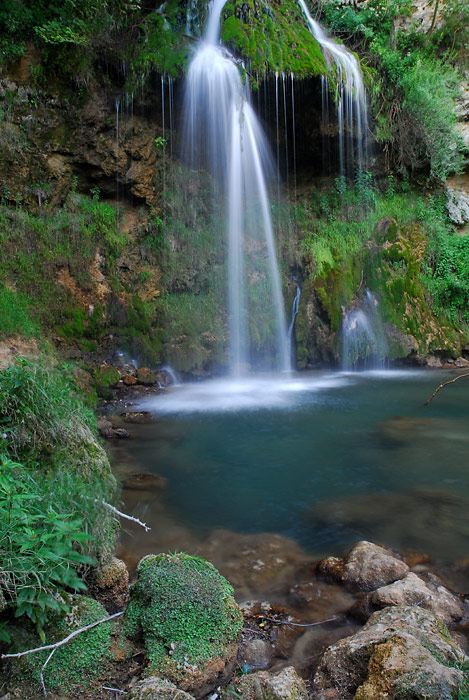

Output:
xmin=319 ymin=541 xmax=409 ymax=592
xmin=127 ymin=677 xmax=196 ymax=700
xmin=353 ymin=571 xmax=469 ymax=626
xmin=238 ymin=639 xmax=274 ymax=670
xmin=87 ymin=556 xmax=129 ymax=614
xmin=312 ymin=605 xmax=468 ymax=700
xmin=224 ymin=666 xmax=308 ymax=700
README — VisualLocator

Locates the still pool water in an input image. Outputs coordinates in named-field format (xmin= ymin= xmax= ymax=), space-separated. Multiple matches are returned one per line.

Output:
xmin=111 ymin=370 xmax=469 ymax=574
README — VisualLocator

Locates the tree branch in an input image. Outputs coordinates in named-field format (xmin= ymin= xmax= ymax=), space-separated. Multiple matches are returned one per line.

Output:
xmin=424 ymin=372 xmax=469 ymax=406
xmin=99 ymin=500 xmax=151 ymax=532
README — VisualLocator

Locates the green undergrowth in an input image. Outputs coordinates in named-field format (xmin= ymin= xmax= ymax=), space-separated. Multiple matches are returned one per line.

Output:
xmin=155 ymin=167 xmax=226 ymax=373
xmin=124 ymin=553 xmax=242 ymax=678
xmin=297 ymin=175 xmax=469 ymax=355
xmin=0 ymin=191 xmax=162 ymax=362
xmin=7 ymin=595 xmax=114 ymax=695
xmin=0 ymin=359 xmax=118 ymax=642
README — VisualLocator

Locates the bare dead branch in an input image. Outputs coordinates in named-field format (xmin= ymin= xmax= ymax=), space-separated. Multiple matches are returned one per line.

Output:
xmin=424 ymin=372 xmax=469 ymax=406
xmin=98 ymin=500 xmax=151 ymax=531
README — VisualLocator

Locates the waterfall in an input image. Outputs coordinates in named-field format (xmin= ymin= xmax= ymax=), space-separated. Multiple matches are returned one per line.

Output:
xmin=287 ymin=281 xmax=301 ymax=364
xmin=341 ymin=290 xmax=389 ymax=370
xmin=184 ymin=0 xmax=290 ymax=375
xmin=297 ymin=0 xmax=368 ymax=178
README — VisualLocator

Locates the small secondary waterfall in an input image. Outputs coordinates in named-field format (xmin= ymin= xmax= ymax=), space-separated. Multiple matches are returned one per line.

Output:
xmin=341 ymin=290 xmax=389 ymax=370
xmin=287 ymin=281 xmax=301 ymax=364
xmin=184 ymin=0 xmax=290 ymax=375
xmin=297 ymin=0 xmax=368 ymax=178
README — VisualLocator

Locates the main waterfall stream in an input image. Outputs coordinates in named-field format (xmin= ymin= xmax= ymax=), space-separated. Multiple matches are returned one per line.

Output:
xmin=184 ymin=0 xmax=289 ymax=374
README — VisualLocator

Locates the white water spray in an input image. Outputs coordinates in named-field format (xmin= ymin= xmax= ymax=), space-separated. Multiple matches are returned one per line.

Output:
xmin=184 ymin=0 xmax=290 ymax=375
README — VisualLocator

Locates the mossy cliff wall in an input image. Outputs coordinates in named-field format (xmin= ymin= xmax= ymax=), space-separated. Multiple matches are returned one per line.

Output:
xmin=0 ymin=0 xmax=467 ymax=372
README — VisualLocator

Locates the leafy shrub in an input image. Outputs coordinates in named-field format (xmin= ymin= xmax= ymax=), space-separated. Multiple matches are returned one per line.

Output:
xmin=0 ymin=458 xmax=92 ymax=640
xmin=0 ymin=360 xmax=118 ymax=640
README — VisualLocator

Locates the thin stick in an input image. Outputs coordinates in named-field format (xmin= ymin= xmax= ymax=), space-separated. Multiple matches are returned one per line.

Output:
xmin=424 ymin=372 xmax=469 ymax=406
xmin=2 ymin=611 xmax=123 ymax=696
xmin=260 ymin=615 xmax=337 ymax=627
xmin=100 ymin=501 xmax=151 ymax=532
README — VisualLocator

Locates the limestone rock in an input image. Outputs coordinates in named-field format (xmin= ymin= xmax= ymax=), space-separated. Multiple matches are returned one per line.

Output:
xmin=87 ymin=557 xmax=129 ymax=613
xmin=319 ymin=541 xmax=409 ymax=592
xmin=127 ymin=677 xmax=195 ymax=700
xmin=360 ymin=571 xmax=469 ymax=627
xmin=447 ymin=187 xmax=469 ymax=226
xmin=312 ymin=605 xmax=468 ymax=700
xmin=226 ymin=666 xmax=308 ymax=700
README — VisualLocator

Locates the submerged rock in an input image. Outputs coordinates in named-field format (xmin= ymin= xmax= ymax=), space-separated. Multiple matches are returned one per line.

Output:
xmin=312 ymin=605 xmax=468 ymax=699
xmin=123 ymin=553 xmax=243 ymax=698
xmin=238 ymin=639 xmax=274 ymax=670
xmin=224 ymin=666 xmax=308 ymax=700
xmin=319 ymin=541 xmax=409 ymax=592
xmin=122 ymin=472 xmax=167 ymax=491
xmin=201 ymin=530 xmax=310 ymax=598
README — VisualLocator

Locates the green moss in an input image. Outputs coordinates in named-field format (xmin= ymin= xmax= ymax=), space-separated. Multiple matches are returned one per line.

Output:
xmin=124 ymin=553 xmax=243 ymax=677
xmin=95 ymin=365 xmax=120 ymax=388
xmin=220 ymin=0 xmax=327 ymax=77
xmin=8 ymin=595 xmax=114 ymax=694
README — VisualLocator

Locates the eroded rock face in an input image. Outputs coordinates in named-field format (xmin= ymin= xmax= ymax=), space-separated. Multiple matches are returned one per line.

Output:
xmin=224 ymin=666 xmax=308 ymax=700
xmin=312 ymin=605 xmax=468 ymax=700
xmin=356 ymin=572 xmax=469 ymax=627
xmin=319 ymin=541 xmax=409 ymax=592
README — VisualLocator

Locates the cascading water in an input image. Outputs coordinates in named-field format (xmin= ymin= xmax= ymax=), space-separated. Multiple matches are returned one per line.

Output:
xmin=287 ymin=281 xmax=301 ymax=363
xmin=341 ymin=290 xmax=389 ymax=370
xmin=184 ymin=0 xmax=290 ymax=375
xmin=297 ymin=0 xmax=368 ymax=178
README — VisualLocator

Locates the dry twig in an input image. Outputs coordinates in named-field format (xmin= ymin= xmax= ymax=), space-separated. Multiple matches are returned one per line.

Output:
xmin=424 ymin=372 xmax=469 ymax=406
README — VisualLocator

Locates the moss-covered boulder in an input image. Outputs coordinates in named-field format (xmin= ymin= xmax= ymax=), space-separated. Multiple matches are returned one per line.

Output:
xmin=6 ymin=595 xmax=115 ymax=697
xmin=96 ymin=364 xmax=121 ymax=388
xmin=124 ymin=553 xmax=243 ymax=698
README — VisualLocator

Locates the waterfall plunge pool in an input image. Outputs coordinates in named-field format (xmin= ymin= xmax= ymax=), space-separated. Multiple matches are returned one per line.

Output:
xmin=111 ymin=369 xmax=469 ymax=596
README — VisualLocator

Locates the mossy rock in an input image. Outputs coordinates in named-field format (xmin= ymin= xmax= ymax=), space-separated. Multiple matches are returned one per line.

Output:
xmin=95 ymin=365 xmax=121 ymax=388
xmin=124 ymin=553 xmax=243 ymax=697
xmin=6 ymin=595 xmax=115 ymax=697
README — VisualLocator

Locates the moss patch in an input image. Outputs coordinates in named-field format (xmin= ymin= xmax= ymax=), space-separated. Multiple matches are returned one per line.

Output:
xmin=7 ymin=595 xmax=114 ymax=696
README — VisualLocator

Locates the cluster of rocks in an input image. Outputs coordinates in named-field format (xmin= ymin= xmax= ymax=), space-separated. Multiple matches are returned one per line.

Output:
xmin=6 ymin=542 xmax=469 ymax=700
